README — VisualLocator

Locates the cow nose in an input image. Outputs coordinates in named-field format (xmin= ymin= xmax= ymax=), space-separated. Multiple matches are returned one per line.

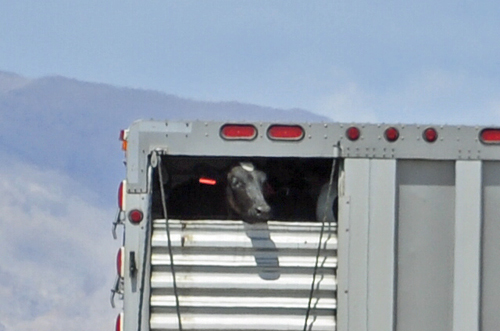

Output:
xmin=256 ymin=204 xmax=271 ymax=216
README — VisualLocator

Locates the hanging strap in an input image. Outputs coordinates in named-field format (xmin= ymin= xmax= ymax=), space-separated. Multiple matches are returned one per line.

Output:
xmin=303 ymin=158 xmax=337 ymax=331
xmin=157 ymin=155 xmax=183 ymax=331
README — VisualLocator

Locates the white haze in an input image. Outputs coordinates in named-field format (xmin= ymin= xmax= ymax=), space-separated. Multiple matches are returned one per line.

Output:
xmin=0 ymin=154 xmax=119 ymax=330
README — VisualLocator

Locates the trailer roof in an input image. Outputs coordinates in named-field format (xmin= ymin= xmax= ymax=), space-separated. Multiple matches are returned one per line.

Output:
xmin=124 ymin=120 xmax=500 ymax=192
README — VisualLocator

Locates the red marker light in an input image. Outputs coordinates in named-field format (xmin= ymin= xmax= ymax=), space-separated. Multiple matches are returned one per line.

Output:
xmin=117 ymin=247 xmax=125 ymax=278
xmin=199 ymin=177 xmax=217 ymax=185
xmin=116 ymin=312 xmax=123 ymax=331
xmin=385 ymin=127 xmax=399 ymax=142
xmin=480 ymin=128 xmax=500 ymax=144
xmin=119 ymin=130 xmax=128 ymax=151
xmin=128 ymin=209 xmax=143 ymax=223
xmin=118 ymin=181 xmax=125 ymax=210
xmin=423 ymin=128 xmax=438 ymax=143
xmin=220 ymin=124 xmax=257 ymax=140
xmin=267 ymin=125 xmax=304 ymax=141
xmin=346 ymin=127 xmax=361 ymax=141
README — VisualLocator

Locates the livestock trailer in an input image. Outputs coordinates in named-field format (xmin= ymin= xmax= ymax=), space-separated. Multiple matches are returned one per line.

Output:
xmin=112 ymin=120 xmax=500 ymax=331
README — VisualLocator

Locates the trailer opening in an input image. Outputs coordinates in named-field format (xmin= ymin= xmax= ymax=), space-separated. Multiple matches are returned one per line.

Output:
xmin=151 ymin=156 xmax=338 ymax=222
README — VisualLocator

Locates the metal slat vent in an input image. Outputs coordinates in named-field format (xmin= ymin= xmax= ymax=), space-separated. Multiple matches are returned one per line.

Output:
xmin=150 ymin=219 xmax=337 ymax=331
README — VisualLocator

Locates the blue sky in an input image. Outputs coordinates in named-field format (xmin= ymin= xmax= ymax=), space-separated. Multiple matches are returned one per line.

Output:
xmin=1 ymin=1 xmax=500 ymax=330
xmin=1 ymin=0 xmax=500 ymax=124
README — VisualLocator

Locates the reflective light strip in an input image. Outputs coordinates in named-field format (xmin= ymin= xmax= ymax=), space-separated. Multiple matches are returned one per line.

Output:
xmin=199 ymin=177 xmax=217 ymax=185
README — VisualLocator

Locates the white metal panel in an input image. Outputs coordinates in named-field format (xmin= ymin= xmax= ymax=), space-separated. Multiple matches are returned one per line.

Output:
xmin=150 ymin=295 xmax=336 ymax=309
xmin=122 ymin=189 xmax=153 ymax=331
xmin=453 ymin=161 xmax=482 ymax=331
xmin=337 ymin=159 xmax=370 ymax=331
xmin=149 ymin=219 xmax=337 ymax=331
xmin=150 ymin=314 xmax=335 ymax=331
xmin=336 ymin=191 xmax=349 ymax=331
xmin=367 ymin=160 xmax=396 ymax=331
xmin=338 ymin=159 xmax=397 ymax=331
xmin=151 ymin=272 xmax=336 ymax=291
xmin=152 ymin=221 xmax=337 ymax=250
xmin=396 ymin=161 xmax=456 ymax=331
xmin=480 ymin=162 xmax=500 ymax=330
xmin=152 ymin=254 xmax=337 ymax=267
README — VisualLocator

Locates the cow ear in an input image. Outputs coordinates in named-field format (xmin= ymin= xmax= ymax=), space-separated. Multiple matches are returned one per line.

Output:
xmin=255 ymin=171 xmax=267 ymax=184
xmin=261 ymin=172 xmax=268 ymax=182
xmin=240 ymin=162 xmax=255 ymax=172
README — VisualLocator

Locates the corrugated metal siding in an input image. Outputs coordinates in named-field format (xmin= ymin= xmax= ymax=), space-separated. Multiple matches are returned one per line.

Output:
xmin=150 ymin=220 xmax=337 ymax=331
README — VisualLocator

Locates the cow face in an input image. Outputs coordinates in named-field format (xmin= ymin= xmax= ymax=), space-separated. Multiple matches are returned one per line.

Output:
xmin=227 ymin=163 xmax=271 ymax=223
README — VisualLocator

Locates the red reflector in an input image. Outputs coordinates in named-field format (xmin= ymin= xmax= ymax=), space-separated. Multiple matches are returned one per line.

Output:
xmin=267 ymin=125 xmax=304 ymax=140
xmin=120 ymin=130 xmax=128 ymax=151
xmin=480 ymin=128 xmax=500 ymax=144
xmin=116 ymin=312 xmax=123 ymax=331
xmin=220 ymin=124 xmax=257 ymax=140
xmin=346 ymin=127 xmax=361 ymax=141
xmin=423 ymin=128 xmax=438 ymax=143
xmin=199 ymin=177 xmax=217 ymax=185
xmin=128 ymin=209 xmax=143 ymax=223
xmin=117 ymin=247 xmax=124 ymax=278
xmin=118 ymin=181 xmax=124 ymax=210
xmin=385 ymin=127 xmax=399 ymax=142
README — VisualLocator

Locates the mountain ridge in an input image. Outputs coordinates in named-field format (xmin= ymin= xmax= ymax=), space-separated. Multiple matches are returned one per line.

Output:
xmin=0 ymin=71 xmax=329 ymax=204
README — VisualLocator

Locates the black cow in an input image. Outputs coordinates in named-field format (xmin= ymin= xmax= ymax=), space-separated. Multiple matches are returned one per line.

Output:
xmin=161 ymin=162 xmax=271 ymax=223
xmin=226 ymin=162 xmax=271 ymax=223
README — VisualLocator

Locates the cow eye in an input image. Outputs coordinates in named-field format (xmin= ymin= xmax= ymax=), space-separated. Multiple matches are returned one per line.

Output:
xmin=231 ymin=177 xmax=243 ymax=188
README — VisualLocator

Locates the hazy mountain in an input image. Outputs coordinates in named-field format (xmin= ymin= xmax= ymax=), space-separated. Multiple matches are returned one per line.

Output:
xmin=0 ymin=72 xmax=329 ymax=329
xmin=0 ymin=71 xmax=328 ymax=205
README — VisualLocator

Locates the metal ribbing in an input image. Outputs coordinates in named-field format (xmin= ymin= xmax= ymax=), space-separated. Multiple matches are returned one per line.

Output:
xmin=149 ymin=220 xmax=337 ymax=331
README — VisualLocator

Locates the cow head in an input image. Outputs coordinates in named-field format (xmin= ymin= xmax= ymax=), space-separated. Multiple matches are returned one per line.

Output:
xmin=227 ymin=162 xmax=271 ymax=223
